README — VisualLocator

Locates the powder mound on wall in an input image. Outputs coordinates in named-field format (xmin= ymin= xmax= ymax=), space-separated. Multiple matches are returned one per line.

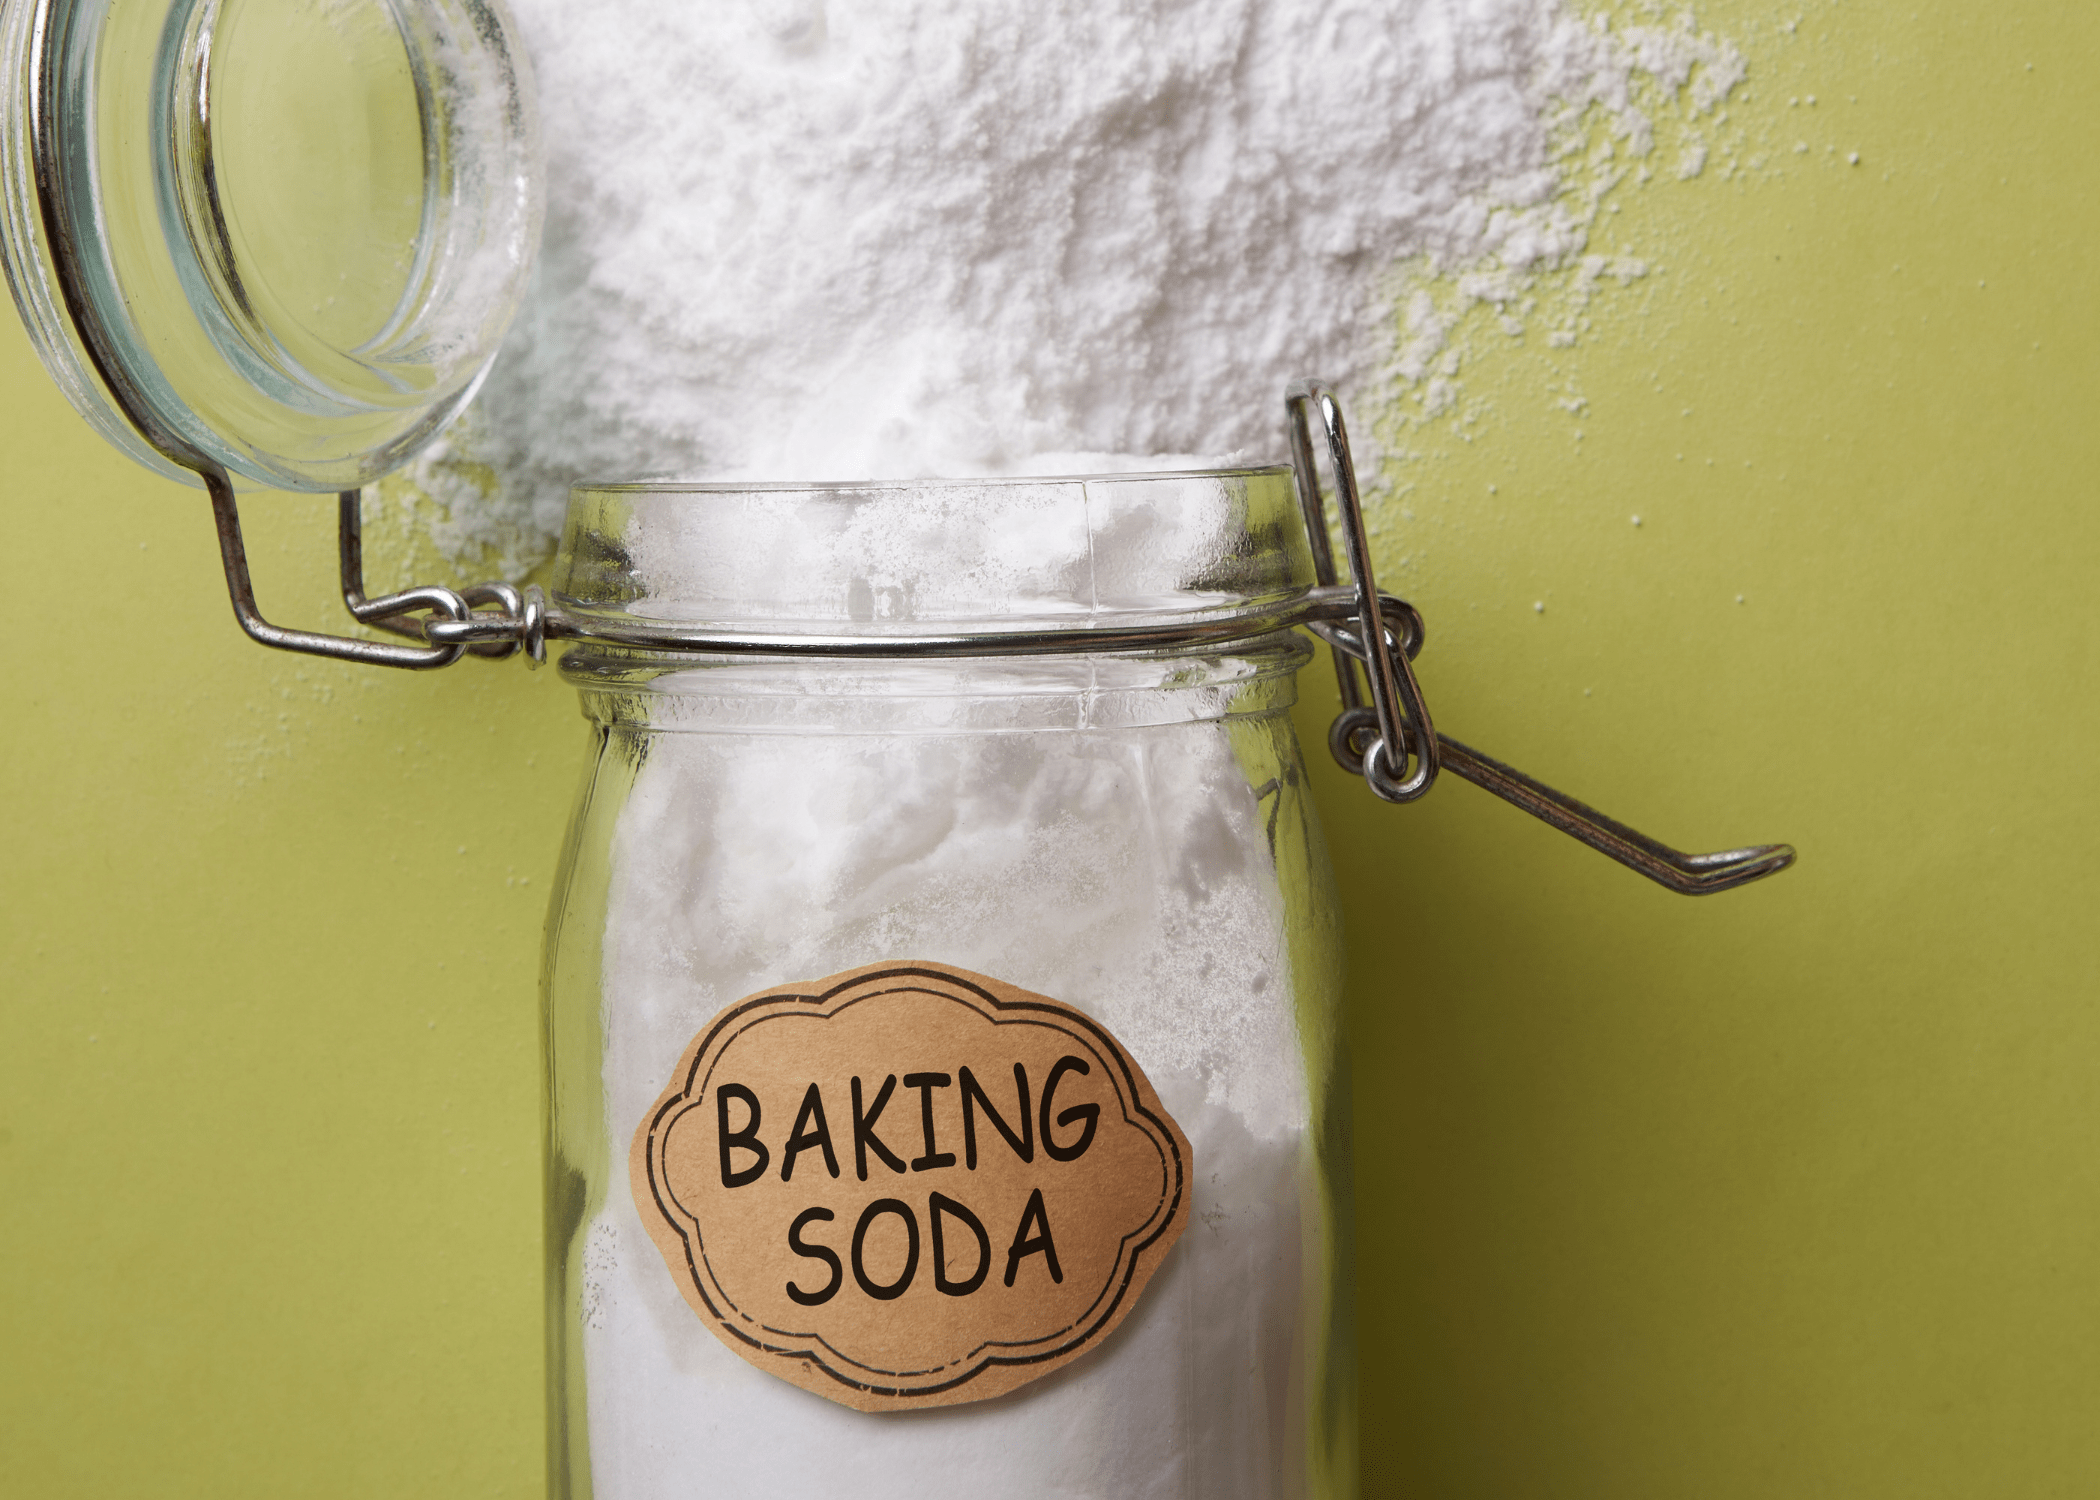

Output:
xmin=407 ymin=0 xmax=1741 ymax=575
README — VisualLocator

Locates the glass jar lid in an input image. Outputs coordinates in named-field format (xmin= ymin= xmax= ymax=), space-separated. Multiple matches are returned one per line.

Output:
xmin=0 ymin=0 xmax=541 ymax=491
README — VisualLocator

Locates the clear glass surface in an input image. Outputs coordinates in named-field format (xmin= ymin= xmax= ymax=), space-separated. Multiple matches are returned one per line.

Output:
xmin=544 ymin=474 xmax=1356 ymax=1499
xmin=0 ymin=0 xmax=541 ymax=490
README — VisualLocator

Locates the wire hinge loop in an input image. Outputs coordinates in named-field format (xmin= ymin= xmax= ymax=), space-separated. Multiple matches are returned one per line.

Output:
xmin=204 ymin=476 xmax=544 ymax=671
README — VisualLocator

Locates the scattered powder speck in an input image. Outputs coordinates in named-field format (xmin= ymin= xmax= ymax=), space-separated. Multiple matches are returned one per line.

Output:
xmin=399 ymin=0 xmax=1749 ymax=576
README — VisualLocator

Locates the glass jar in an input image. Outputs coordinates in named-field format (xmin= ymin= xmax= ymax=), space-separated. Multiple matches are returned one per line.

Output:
xmin=543 ymin=468 xmax=1355 ymax=1499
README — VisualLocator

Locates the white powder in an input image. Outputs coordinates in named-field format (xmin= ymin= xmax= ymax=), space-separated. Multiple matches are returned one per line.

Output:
xmin=586 ymin=687 xmax=1326 ymax=1497
xmin=515 ymin=2 xmax=1746 ymax=1489
xmin=408 ymin=0 xmax=1742 ymax=573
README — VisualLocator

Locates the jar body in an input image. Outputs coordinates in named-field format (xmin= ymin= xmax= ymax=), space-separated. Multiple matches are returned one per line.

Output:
xmin=544 ymin=640 xmax=1353 ymax=1499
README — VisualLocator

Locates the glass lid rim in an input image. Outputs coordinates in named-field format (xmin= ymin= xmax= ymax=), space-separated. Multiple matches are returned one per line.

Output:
xmin=570 ymin=464 xmax=1297 ymax=497
xmin=0 ymin=0 xmax=543 ymax=493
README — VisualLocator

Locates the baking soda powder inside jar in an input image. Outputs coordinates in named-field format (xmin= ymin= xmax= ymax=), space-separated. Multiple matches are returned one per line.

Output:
xmin=543 ymin=470 xmax=1353 ymax=1496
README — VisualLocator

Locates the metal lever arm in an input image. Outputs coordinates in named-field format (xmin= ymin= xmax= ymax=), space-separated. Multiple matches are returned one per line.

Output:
xmin=1287 ymin=378 xmax=1795 ymax=896
xmin=1436 ymin=736 xmax=1796 ymax=895
xmin=1317 ymin=616 xmax=1796 ymax=895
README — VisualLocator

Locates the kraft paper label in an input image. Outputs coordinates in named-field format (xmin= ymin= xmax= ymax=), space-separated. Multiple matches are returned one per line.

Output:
xmin=630 ymin=961 xmax=1193 ymax=1411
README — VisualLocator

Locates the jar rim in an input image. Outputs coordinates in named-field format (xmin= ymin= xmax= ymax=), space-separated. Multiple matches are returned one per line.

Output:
xmin=562 ymin=633 xmax=1315 ymax=732
xmin=569 ymin=463 xmax=1293 ymax=496
xmin=553 ymin=465 xmax=1320 ymax=642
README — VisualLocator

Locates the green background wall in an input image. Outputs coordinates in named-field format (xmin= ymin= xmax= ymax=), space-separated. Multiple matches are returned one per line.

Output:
xmin=4 ymin=3 xmax=2094 ymax=1495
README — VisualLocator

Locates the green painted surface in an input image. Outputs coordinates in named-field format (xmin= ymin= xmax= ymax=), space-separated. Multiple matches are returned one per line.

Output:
xmin=2 ymin=3 xmax=2095 ymax=1494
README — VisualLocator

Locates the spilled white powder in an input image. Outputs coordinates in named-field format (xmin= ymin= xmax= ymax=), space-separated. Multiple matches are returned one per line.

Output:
xmin=587 ymin=680 xmax=1324 ymax=1497
xmin=409 ymin=0 xmax=1743 ymax=573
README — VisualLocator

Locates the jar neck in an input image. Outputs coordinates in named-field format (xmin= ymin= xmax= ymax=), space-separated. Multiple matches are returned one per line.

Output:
xmin=560 ymin=634 xmax=1312 ymax=734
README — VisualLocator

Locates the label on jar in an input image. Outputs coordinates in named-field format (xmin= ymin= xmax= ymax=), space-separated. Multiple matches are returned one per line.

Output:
xmin=630 ymin=960 xmax=1193 ymax=1411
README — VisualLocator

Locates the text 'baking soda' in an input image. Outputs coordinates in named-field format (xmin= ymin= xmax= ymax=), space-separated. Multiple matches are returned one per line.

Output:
xmin=630 ymin=962 xmax=1193 ymax=1411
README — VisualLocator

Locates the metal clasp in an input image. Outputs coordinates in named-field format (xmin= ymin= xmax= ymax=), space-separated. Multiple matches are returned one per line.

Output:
xmin=1285 ymin=379 xmax=1795 ymax=896
xmin=204 ymin=475 xmax=546 ymax=670
xmin=1286 ymin=381 xmax=1439 ymax=803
